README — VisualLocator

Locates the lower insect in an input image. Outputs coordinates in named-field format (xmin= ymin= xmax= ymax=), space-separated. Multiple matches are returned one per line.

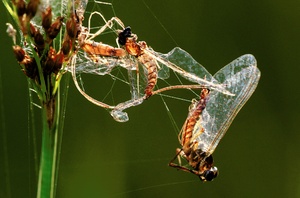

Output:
xmin=169 ymin=54 xmax=260 ymax=181
xmin=169 ymin=89 xmax=219 ymax=182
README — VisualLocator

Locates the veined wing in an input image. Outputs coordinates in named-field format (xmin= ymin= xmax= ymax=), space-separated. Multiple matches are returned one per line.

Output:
xmin=73 ymin=49 xmax=135 ymax=75
xmin=195 ymin=54 xmax=261 ymax=154
xmin=145 ymin=47 xmax=234 ymax=96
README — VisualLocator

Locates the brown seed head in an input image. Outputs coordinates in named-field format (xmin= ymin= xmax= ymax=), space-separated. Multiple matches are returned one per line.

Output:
xmin=61 ymin=39 xmax=71 ymax=56
xmin=14 ymin=0 xmax=27 ymax=17
xmin=66 ymin=13 xmax=78 ymax=39
xmin=52 ymin=51 xmax=64 ymax=74
xmin=26 ymin=0 xmax=40 ymax=19
xmin=29 ymin=23 xmax=45 ymax=54
xmin=24 ymin=58 xmax=38 ymax=79
xmin=12 ymin=45 xmax=26 ymax=62
xmin=43 ymin=47 xmax=56 ymax=75
xmin=42 ymin=6 xmax=52 ymax=31
xmin=47 ymin=16 xmax=64 ymax=39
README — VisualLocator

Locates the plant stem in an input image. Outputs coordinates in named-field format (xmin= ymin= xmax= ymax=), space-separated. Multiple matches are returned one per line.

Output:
xmin=37 ymin=94 xmax=59 ymax=198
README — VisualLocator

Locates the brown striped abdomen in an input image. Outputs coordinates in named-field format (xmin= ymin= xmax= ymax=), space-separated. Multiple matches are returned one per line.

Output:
xmin=138 ymin=53 xmax=158 ymax=98
xmin=82 ymin=41 xmax=126 ymax=57
xmin=181 ymin=89 xmax=210 ymax=147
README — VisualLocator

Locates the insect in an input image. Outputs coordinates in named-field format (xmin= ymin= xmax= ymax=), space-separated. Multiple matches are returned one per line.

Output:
xmin=78 ymin=24 xmax=126 ymax=59
xmin=70 ymin=8 xmax=234 ymax=122
xmin=118 ymin=26 xmax=158 ymax=98
xmin=169 ymin=54 xmax=261 ymax=181
xmin=169 ymin=88 xmax=218 ymax=181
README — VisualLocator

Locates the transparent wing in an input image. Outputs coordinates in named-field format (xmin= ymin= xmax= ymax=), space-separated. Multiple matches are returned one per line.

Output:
xmin=110 ymin=47 xmax=223 ymax=121
xmin=159 ymin=47 xmax=213 ymax=81
xmin=196 ymin=54 xmax=261 ymax=154
xmin=74 ymin=50 xmax=135 ymax=75
xmin=147 ymin=47 xmax=234 ymax=96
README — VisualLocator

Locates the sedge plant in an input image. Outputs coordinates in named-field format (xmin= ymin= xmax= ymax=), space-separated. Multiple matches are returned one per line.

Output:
xmin=2 ymin=0 xmax=82 ymax=197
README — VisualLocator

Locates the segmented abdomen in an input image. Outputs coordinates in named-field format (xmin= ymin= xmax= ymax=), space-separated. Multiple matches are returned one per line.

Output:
xmin=181 ymin=89 xmax=210 ymax=147
xmin=138 ymin=53 xmax=158 ymax=98
xmin=82 ymin=41 xmax=126 ymax=57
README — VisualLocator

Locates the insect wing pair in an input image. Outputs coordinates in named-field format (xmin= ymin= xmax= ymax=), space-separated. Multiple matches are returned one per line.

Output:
xmin=170 ymin=54 xmax=260 ymax=181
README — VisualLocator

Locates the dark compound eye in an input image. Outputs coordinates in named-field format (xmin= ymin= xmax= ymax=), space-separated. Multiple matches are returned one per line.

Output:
xmin=118 ymin=26 xmax=132 ymax=45
xmin=122 ymin=27 xmax=132 ymax=37
xmin=203 ymin=167 xmax=218 ymax=181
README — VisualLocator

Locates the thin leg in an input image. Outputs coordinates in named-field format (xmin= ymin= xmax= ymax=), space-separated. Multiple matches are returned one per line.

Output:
xmin=169 ymin=148 xmax=183 ymax=166
xmin=169 ymin=162 xmax=200 ymax=176
xmin=87 ymin=13 xmax=125 ymax=42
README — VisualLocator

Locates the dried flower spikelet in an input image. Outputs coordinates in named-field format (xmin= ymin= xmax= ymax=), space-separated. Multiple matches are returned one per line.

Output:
xmin=34 ymin=30 xmax=45 ymax=53
xmin=13 ymin=0 xmax=28 ymax=34
xmin=12 ymin=45 xmax=32 ymax=67
xmin=52 ymin=51 xmax=64 ymax=74
xmin=44 ymin=48 xmax=64 ymax=75
xmin=30 ymin=23 xmax=45 ymax=53
xmin=13 ymin=46 xmax=38 ymax=79
xmin=24 ymin=58 xmax=38 ymax=79
xmin=26 ymin=0 xmax=40 ymax=20
xmin=44 ymin=47 xmax=56 ymax=75
xmin=66 ymin=13 xmax=78 ymax=39
xmin=46 ymin=16 xmax=64 ymax=40
xmin=61 ymin=39 xmax=71 ymax=56
xmin=42 ymin=6 xmax=52 ymax=31
xmin=13 ymin=45 xmax=26 ymax=62
xmin=14 ymin=0 xmax=27 ymax=17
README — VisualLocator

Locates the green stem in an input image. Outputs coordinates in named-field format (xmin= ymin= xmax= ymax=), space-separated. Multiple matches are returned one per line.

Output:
xmin=37 ymin=94 xmax=59 ymax=198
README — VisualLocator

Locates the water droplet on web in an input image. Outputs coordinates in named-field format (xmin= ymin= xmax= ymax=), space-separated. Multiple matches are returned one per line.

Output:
xmin=110 ymin=110 xmax=129 ymax=122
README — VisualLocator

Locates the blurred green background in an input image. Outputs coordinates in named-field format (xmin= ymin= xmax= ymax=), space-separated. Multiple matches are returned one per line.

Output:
xmin=1 ymin=0 xmax=300 ymax=197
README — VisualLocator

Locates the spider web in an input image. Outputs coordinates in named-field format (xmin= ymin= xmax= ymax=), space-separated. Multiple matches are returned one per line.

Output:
xmin=58 ymin=0 xmax=212 ymax=196
xmin=70 ymin=2 xmax=225 ymax=122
